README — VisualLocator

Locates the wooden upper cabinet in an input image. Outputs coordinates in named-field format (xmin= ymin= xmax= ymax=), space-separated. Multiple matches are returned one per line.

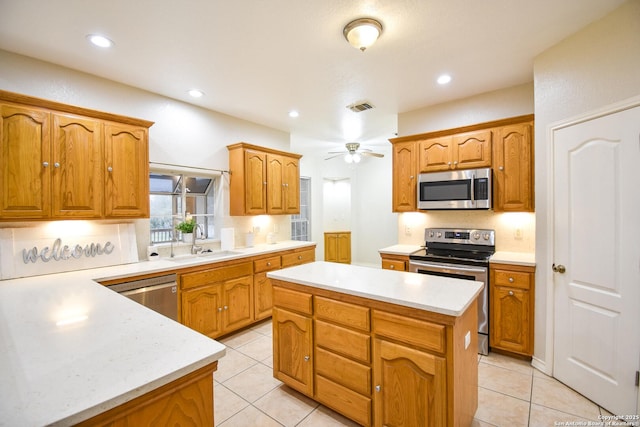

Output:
xmin=418 ymin=130 xmax=491 ymax=172
xmin=228 ymin=143 xmax=302 ymax=216
xmin=0 ymin=90 xmax=153 ymax=221
xmin=452 ymin=129 xmax=492 ymax=169
xmin=418 ymin=136 xmax=451 ymax=172
xmin=0 ymin=103 xmax=51 ymax=218
xmin=391 ymin=140 xmax=417 ymax=212
xmin=493 ymin=122 xmax=534 ymax=212
xmin=52 ymin=113 xmax=103 ymax=218
xmin=244 ymin=150 xmax=267 ymax=215
xmin=283 ymin=156 xmax=300 ymax=214
xmin=104 ymin=123 xmax=149 ymax=218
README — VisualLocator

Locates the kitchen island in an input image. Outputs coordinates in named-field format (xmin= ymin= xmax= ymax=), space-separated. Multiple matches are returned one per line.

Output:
xmin=267 ymin=261 xmax=483 ymax=427
xmin=0 ymin=273 xmax=225 ymax=426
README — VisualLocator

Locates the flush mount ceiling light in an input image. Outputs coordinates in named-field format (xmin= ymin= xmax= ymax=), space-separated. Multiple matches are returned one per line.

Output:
xmin=288 ymin=110 xmax=299 ymax=118
xmin=437 ymin=74 xmax=452 ymax=85
xmin=188 ymin=89 xmax=204 ymax=98
xmin=343 ymin=18 xmax=383 ymax=52
xmin=87 ymin=34 xmax=114 ymax=48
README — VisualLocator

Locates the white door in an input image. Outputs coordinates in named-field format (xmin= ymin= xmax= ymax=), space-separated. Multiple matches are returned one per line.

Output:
xmin=553 ymin=104 xmax=640 ymax=415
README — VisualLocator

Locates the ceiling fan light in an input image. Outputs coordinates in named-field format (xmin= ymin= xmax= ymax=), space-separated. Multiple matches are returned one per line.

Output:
xmin=352 ymin=153 xmax=361 ymax=163
xmin=343 ymin=18 xmax=383 ymax=51
xmin=344 ymin=153 xmax=354 ymax=163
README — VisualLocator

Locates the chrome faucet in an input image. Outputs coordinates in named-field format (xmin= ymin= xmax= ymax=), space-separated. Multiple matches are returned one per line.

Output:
xmin=191 ymin=223 xmax=204 ymax=255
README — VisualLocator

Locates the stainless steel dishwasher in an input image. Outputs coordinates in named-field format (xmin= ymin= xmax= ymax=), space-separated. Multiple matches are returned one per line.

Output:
xmin=106 ymin=274 xmax=178 ymax=321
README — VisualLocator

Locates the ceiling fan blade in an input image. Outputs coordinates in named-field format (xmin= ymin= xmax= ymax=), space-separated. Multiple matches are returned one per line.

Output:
xmin=324 ymin=153 xmax=344 ymax=160
xmin=327 ymin=150 xmax=347 ymax=154
xmin=361 ymin=152 xmax=384 ymax=158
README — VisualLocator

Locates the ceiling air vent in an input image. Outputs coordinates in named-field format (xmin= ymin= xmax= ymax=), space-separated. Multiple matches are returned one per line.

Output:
xmin=346 ymin=101 xmax=375 ymax=113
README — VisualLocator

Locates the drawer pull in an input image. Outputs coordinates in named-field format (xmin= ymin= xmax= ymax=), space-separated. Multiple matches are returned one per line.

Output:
xmin=298 ymin=255 xmax=302 ymax=260
xmin=508 ymin=277 xmax=514 ymax=283
xmin=304 ymin=355 xmax=310 ymax=362
xmin=375 ymin=385 xmax=381 ymax=392
xmin=267 ymin=262 xmax=271 ymax=266
xmin=508 ymin=290 xmax=514 ymax=296
xmin=390 ymin=265 xmax=395 ymax=269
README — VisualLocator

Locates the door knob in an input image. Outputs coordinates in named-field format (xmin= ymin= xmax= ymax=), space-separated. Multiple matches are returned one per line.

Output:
xmin=552 ymin=264 xmax=566 ymax=274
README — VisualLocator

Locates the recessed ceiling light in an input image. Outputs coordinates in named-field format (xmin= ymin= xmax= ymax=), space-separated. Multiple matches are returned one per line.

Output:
xmin=87 ymin=34 xmax=114 ymax=48
xmin=188 ymin=89 xmax=204 ymax=98
xmin=437 ymin=74 xmax=452 ymax=85
xmin=288 ymin=110 xmax=299 ymax=118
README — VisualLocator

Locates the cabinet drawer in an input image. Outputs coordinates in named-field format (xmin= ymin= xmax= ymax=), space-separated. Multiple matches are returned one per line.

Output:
xmin=372 ymin=310 xmax=445 ymax=354
xmin=315 ymin=375 xmax=371 ymax=427
xmin=282 ymin=248 xmax=315 ymax=267
xmin=381 ymin=259 xmax=406 ymax=271
xmin=273 ymin=286 xmax=312 ymax=315
xmin=315 ymin=297 xmax=370 ymax=332
xmin=316 ymin=320 xmax=370 ymax=363
xmin=181 ymin=262 xmax=252 ymax=290
xmin=254 ymin=256 xmax=281 ymax=273
xmin=316 ymin=347 xmax=371 ymax=396
xmin=493 ymin=269 xmax=531 ymax=290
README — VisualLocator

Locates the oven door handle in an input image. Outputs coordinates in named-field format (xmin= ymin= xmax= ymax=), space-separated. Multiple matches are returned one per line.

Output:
xmin=410 ymin=261 xmax=486 ymax=274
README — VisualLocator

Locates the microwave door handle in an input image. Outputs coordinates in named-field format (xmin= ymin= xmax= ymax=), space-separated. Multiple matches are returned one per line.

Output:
xmin=470 ymin=172 xmax=476 ymax=205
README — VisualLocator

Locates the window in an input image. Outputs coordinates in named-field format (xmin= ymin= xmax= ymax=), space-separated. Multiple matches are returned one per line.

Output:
xmin=291 ymin=176 xmax=310 ymax=241
xmin=149 ymin=173 xmax=215 ymax=244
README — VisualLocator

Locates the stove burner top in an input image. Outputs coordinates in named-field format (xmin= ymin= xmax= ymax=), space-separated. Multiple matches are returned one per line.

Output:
xmin=409 ymin=227 xmax=496 ymax=266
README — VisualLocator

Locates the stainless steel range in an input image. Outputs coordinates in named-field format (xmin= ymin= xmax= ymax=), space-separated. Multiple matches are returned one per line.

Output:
xmin=409 ymin=228 xmax=495 ymax=355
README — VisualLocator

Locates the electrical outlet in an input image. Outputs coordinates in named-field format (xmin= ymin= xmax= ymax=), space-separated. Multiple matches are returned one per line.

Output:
xmin=253 ymin=226 xmax=260 ymax=234
xmin=405 ymin=226 xmax=411 ymax=235
xmin=515 ymin=228 xmax=523 ymax=239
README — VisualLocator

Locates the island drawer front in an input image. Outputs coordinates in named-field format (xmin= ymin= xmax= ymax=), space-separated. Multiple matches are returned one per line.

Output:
xmin=254 ymin=256 xmax=281 ymax=273
xmin=316 ymin=320 xmax=370 ymax=363
xmin=315 ymin=375 xmax=372 ymax=427
xmin=381 ymin=259 xmax=406 ymax=271
xmin=281 ymin=248 xmax=315 ymax=267
xmin=273 ymin=286 xmax=313 ymax=315
xmin=181 ymin=262 xmax=252 ymax=290
xmin=316 ymin=347 xmax=371 ymax=396
xmin=314 ymin=296 xmax=370 ymax=332
xmin=372 ymin=310 xmax=446 ymax=354
xmin=492 ymin=269 xmax=531 ymax=290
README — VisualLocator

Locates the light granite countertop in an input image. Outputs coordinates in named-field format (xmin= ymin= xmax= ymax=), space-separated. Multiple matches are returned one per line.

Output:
xmin=490 ymin=251 xmax=536 ymax=267
xmin=378 ymin=244 xmax=423 ymax=256
xmin=0 ymin=240 xmax=315 ymax=426
xmin=268 ymin=261 xmax=483 ymax=317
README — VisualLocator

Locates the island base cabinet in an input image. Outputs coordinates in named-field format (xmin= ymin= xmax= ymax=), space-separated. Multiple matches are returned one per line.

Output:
xmin=272 ymin=307 xmax=313 ymax=396
xmin=76 ymin=362 xmax=217 ymax=426
xmin=373 ymin=339 xmax=447 ymax=427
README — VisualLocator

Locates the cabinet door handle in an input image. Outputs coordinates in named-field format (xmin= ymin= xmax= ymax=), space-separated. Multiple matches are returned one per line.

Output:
xmin=375 ymin=385 xmax=381 ymax=392
xmin=218 ymin=307 xmax=223 ymax=312
xmin=499 ymin=166 xmax=504 ymax=171
xmin=409 ymin=175 xmax=414 ymax=179
xmin=454 ymin=161 xmax=458 ymax=165
xmin=508 ymin=277 xmax=514 ymax=283
xmin=304 ymin=355 xmax=310 ymax=362
xmin=223 ymin=305 xmax=228 ymax=310
xmin=54 ymin=162 xmax=60 ymax=168
xmin=43 ymin=162 xmax=49 ymax=168
xmin=508 ymin=290 xmax=514 ymax=296
xmin=107 ymin=166 xmax=113 ymax=172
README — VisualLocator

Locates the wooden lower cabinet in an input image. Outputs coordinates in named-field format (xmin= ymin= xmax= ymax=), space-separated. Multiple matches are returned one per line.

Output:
xmin=76 ymin=362 xmax=217 ymax=426
xmin=272 ymin=280 xmax=478 ymax=427
xmin=380 ymin=253 xmax=409 ymax=271
xmin=489 ymin=263 xmax=535 ymax=356
xmin=180 ymin=262 xmax=253 ymax=339
xmin=373 ymin=339 xmax=446 ymax=427
xmin=324 ymin=231 xmax=351 ymax=264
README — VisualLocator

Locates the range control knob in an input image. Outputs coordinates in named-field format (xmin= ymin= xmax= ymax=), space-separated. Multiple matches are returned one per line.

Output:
xmin=483 ymin=233 xmax=490 ymax=240
xmin=436 ymin=232 xmax=442 ymax=238
xmin=473 ymin=232 xmax=480 ymax=240
xmin=428 ymin=231 xmax=434 ymax=238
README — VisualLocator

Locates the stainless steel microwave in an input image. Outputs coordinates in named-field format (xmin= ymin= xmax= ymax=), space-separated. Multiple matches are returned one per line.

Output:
xmin=417 ymin=167 xmax=492 ymax=210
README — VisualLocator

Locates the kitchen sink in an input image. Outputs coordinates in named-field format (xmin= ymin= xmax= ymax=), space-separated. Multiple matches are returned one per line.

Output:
xmin=167 ymin=250 xmax=243 ymax=263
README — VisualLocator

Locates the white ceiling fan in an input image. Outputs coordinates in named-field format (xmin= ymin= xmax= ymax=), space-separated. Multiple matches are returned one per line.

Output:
xmin=325 ymin=142 xmax=385 ymax=163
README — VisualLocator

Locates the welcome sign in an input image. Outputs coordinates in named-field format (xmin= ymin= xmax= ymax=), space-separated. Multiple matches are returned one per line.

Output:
xmin=0 ymin=223 xmax=138 ymax=280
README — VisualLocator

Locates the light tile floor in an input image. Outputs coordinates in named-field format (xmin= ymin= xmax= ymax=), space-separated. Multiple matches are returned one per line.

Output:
xmin=214 ymin=319 xmax=611 ymax=426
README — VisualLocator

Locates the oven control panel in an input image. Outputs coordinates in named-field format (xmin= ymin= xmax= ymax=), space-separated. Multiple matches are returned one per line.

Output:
xmin=425 ymin=228 xmax=495 ymax=246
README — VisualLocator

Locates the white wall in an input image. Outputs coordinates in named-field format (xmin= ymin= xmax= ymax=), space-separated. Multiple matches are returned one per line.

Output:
xmin=532 ymin=0 xmax=640 ymax=372
xmin=0 ymin=49 xmax=293 ymax=256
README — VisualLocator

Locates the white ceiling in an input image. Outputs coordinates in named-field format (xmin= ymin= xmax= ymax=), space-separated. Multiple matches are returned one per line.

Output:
xmin=0 ymin=0 xmax=624 ymax=152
